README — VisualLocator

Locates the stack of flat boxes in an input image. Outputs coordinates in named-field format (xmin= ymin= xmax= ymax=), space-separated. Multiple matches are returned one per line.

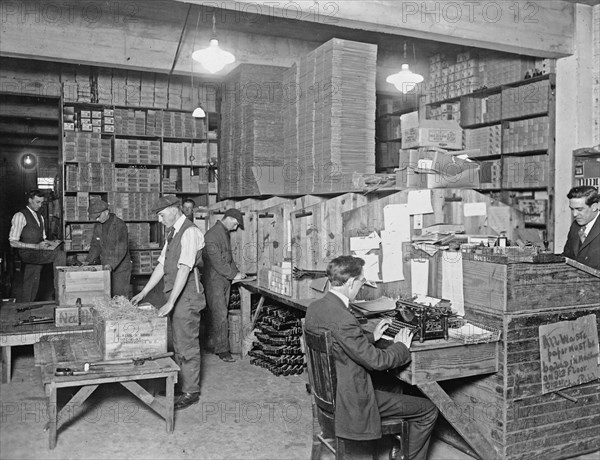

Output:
xmin=67 ymin=224 xmax=95 ymax=251
xmin=107 ymin=192 xmax=159 ymax=220
xmin=154 ymin=75 xmax=169 ymax=109
xmin=180 ymin=167 xmax=209 ymax=193
xmin=167 ymin=80 xmax=182 ymax=110
xmin=63 ymin=133 xmax=111 ymax=162
xmin=502 ymin=153 xmax=549 ymax=189
xmin=464 ymin=125 xmax=502 ymax=157
xmin=97 ymin=68 xmax=113 ymax=105
xmin=114 ymin=139 xmax=160 ymax=164
xmin=102 ymin=108 xmax=114 ymax=134
xmin=125 ymin=71 xmax=141 ymax=107
xmin=501 ymin=80 xmax=549 ymax=119
xmin=76 ymin=67 xmax=92 ymax=102
xmin=65 ymin=164 xmax=114 ymax=192
xmin=140 ymin=73 xmax=155 ymax=107
xmin=64 ymin=193 xmax=92 ymax=221
xmin=482 ymin=53 xmax=534 ymax=87
xmin=427 ymin=52 xmax=482 ymax=103
xmin=460 ymin=94 xmax=502 ymax=126
xmin=126 ymin=223 xmax=151 ymax=249
xmin=428 ymin=102 xmax=460 ymax=122
xmin=131 ymin=250 xmax=161 ymax=274
xmin=264 ymin=262 xmax=293 ymax=296
xmin=502 ymin=116 xmax=549 ymax=154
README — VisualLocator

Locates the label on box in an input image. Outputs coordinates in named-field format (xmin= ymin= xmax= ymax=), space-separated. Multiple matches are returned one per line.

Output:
xmin=92 ymin=110 xmax=102 ymax=118
xmin=103 ymin=109 xmax=114 ymax=116
xmin=103 ymin=125 xmax=115 ymax=133
xmin=63 ymin=122 xmax=75 ymax=131
xmin=80 ymin=110 xmax=91 ymax=118
xmin=103 ymin=117 xmax=114 ymax=125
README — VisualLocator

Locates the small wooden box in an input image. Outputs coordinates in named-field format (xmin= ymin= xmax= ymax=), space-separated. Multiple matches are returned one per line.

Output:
xmin=56 ymin=265 xmax=110 ymax=306
xmin=92 ymin=309 xmax=167 ymax=360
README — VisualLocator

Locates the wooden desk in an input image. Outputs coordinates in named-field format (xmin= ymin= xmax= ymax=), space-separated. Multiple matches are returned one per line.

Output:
xmin=34 ymin=335 xmax=179 ymax=449
xmin=239 ymin=285 xmax=501 ymax=459
xmin=0 ymin=301 xmax=93 ymax=383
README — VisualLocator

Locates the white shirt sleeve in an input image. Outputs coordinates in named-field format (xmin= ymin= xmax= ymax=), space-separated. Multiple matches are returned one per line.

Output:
xmin=9 ymin=212 xmax=26 ymax=243
xmin=178 ymin=226 xmax=205 ymax=269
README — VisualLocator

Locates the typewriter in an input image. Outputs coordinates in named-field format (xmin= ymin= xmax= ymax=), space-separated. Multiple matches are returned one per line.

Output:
xmin=382 ymin=296 xmax=456 ymax=343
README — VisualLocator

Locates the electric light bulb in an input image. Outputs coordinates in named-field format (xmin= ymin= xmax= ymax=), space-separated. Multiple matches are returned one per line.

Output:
xmin=192 ymin=39 xmax=235 ymax=74
xmin=386 ymin=64 xmax=424 ymax=94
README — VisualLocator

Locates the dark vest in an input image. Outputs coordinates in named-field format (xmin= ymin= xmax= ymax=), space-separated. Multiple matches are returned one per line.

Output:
xmin=20 ymin=207 xmax=44 ymax=244
xmin=163 ymin=218 xmax=202 ymax=293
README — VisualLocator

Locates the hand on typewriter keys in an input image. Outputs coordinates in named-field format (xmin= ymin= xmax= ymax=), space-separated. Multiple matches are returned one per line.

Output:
xmin=373 ymin=318 xmax=393 ymax=341
xmin=394 ymin=327 xmax=415 ymax=348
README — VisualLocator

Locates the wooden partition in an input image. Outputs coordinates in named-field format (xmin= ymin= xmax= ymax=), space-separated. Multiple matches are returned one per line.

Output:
xmin=290 ymin=193 xmax=371 ymax=299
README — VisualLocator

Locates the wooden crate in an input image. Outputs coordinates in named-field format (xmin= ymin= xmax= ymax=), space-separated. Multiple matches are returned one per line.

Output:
xmin=56 ymin=265 xmax=110 ymax=306
xmin=450 ymin=299 xmax=600 ymax=459
xmin=462 ymin=261 xmax=600 ymax=313
xmin=92 ymin=309 xmax=167 ymax=360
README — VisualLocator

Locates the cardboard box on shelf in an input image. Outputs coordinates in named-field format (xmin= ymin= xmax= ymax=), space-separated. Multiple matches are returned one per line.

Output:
xmin=401 ymin=111 xmax=463 ymax=150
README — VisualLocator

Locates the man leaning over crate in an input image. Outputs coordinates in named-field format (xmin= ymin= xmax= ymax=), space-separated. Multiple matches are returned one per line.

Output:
xmin=83 ymin=199 xmax=132 ymax=297
xmin=131 ymin=195 xmax=206 ymax=410
xmin=9 ymin=189 xmax=66 ymax=302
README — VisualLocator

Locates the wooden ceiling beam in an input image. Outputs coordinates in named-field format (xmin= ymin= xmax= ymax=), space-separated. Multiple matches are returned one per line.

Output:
xmin=0 ymin=122 xmax=59 ymax=138
xmin=0 ymin=136 xmax=58 ymax=148
xmin=180 ymin=0 xmax=576 ymax=58
xmin=0 ymin=101 xmax=59 ymax=120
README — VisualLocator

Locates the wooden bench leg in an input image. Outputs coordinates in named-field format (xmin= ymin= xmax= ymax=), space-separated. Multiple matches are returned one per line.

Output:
xmin=166 ymin=374 xmax=175 ymax=433
xmin=48 ymin=383 xmax=57 ymax=449
xmin=1 ymin=346 xmax=11 ymax=383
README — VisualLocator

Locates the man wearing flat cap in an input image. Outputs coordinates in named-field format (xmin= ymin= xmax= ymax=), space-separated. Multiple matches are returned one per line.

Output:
xmin=132 ymin=195 xmax=206 ymax=410
xmin=85 ymin=199 xmax=131 ymax=297
xmin=202 ymin=208 xmax=246 ymax=363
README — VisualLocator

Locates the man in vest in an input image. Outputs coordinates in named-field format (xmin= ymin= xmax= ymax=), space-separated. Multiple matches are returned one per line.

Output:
xmin=9 ymin=189 xmax=66 ymax=302
xmin=131 ymin=195 xmax=206 ymax=410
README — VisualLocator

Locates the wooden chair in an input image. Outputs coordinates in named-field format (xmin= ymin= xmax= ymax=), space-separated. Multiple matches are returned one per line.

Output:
xmin=304 ymin=328 xmax=410 ymax=460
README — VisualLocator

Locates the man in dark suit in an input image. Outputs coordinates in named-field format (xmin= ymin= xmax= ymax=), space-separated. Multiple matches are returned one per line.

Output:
xmin=562 ymin=186 xmax=600 ymax=270
xmin=305 ymin=256 xmax=438 ymax=460
xmin=84 ymin=199 xmax=132 ymax=297
xmin=202 ymin=208 xmax=246 ymax=362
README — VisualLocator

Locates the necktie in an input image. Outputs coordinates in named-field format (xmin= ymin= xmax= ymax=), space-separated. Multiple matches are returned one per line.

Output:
xmin=167 ymin=227 xmax=175 ymax=244
xmin=578 ymin=226 xmax=586 ymax=244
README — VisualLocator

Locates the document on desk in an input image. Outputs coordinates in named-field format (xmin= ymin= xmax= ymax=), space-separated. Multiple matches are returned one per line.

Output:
xmin=351 ymin=297 xmax=397 ymax=316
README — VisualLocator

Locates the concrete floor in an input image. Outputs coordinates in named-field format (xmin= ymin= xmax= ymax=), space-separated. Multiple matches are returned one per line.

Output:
xmin=0 ymin=347 xmax=598 ymax=460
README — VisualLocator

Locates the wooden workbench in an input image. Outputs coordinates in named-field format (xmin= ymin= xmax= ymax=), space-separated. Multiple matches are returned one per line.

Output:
xmin=238 ymin=281 xmax=501 ymax=460
xmin=0 ymin=301 xmax=93 ymax=383
xmin=34 ymin=335 xmax=179 ymax=449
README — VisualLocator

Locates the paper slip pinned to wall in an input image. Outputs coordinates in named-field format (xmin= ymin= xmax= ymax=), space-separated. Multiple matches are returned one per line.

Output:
xmin=442 ymin=251 xmax=464 ymax=315
xmin=407 ymin=190 xmax=434 ymax=215
xmin=350 ymin=232 xmax=381 ymax=252
xmin=381 ymin=230 xmax=404 ymax=282
xmin=359 ymin=253 xmax=382 ymax=282
xmin=410 ymin=259 xmax=429 ymax=295
xmin=383 ymin=204 xmax=411 ymax=241
xmin=463 ymin=202 xmax=487 ymax=217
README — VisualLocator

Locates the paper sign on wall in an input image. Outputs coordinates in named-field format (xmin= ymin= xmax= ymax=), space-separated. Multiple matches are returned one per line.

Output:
xmin=441 ymin=251 xmax=464 ymax=316
xmin=539 ymin=314 xmax=599 ymax=394
xmin=381 ymin=230 xmax=404 ymax=282
xmin=407 ymin=190 xmax=434 ymax=215
xmin=411 ymin=259 xmax=429 ymax=295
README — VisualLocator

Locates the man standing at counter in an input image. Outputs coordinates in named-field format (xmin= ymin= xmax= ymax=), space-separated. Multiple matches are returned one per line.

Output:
xmin=563 ymin=186 xmax=600 ymax=270
xmin=202 ymin=208 xmax=246 ymax=363
xmin=9 ymin=189 xmax=66 ymax=302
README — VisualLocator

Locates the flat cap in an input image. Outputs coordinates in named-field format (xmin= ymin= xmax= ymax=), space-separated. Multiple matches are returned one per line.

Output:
xmin=88 ymin=199 xmax=109 ymax=218
xmin=224 ymin=208 xmax=244 ymax=229
xmin=152 ymin=195 xmax=180 ymax=213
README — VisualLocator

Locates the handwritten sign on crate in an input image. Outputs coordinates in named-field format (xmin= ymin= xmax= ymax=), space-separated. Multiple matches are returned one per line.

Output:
xmin=539 ymin=314 xmax=599 ymax=394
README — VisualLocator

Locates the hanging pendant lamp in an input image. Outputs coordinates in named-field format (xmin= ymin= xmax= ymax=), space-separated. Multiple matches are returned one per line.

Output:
xmin=192 ymin=13 xmax=235 ymax=74
xmin=386 ymin=43 xmax=424 ymax=94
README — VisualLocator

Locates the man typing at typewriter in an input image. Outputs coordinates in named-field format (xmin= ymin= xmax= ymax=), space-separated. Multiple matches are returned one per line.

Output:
xmin=305 ymin=255 xmax=438 ymax=460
